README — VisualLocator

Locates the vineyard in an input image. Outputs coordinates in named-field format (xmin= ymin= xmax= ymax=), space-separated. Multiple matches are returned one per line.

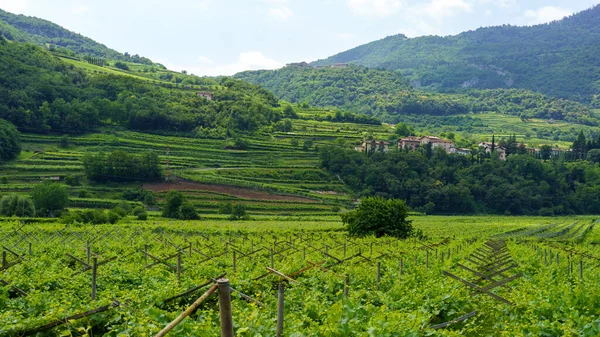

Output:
xmin=0 ymin=118 xmax=395 ymax=220
xmin=1 ymin=216 xmax=600 ymax=336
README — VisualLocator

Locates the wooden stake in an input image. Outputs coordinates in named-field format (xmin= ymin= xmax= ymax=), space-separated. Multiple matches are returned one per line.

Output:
xmin=400 ymin=258 xmax=403 ymax=279
xmin=426 ymin=249 xmax=429 ymax=270
xmin=270 ymin=249 xmax=274 ymax=269
xmin=177 ymin=253 xmax=181 ymax=283
xmin=2 ymin=251 xmax=6 ymax=268
xmin=91 ymin=257 xmax=97 ymax=300
xmin=86 ymin=241 xmax=91 ymax=265
xmin=376 ymin=262 xmax=381 ymax=291
xmin=218 ymin=278 xmax=234 ymax=337
xmin=277 ymin=283 xmax=284 ymax=337
xmin=344 ymin=274 xmax=349 ymax=298
xmin=29 ymin=242 xmax=32 ymax=256
xmin=579 ymin=259 xmax=583 ymax=280
xmin=154 ymin=284 xmax=218 ymax=337
xmin=233 ymin=251 xmax=237 ymax=273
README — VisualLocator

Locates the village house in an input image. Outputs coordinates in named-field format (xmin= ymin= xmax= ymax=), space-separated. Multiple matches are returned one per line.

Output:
xmin=356 ymin=140 xmax=390 ymax=153
xmin=453 ymin=148 xmax=472 ymax=156
xmin=479 ymin=142 xmax=507 ymax=161
xmin=196 ymin=91 xmax=213 ymax=100
xmin=398 ymin=136 xmax=455 ymax=154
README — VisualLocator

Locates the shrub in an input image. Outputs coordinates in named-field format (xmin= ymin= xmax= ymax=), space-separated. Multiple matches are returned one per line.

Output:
xmin=179 ymin=204 xmax=199 ymax=220
xmin=0 ymin=194 xmax=35 ymax=217
xmin=31 ymin=181 xmax=69 ymax=217
xmin=341 ymin=197 xmax=413 ymax=238
xmin=162 ymin=191 xmax=184 ymax=218
xmin=133 ymin=206 xmax=148 ymax=220
xmin=219 ymin=202 xmax=233 ymax=214
xmin=64 ymin=175 xmax=80 ymax=186
xmin=229 ymin=204 xmax=249 ymax=221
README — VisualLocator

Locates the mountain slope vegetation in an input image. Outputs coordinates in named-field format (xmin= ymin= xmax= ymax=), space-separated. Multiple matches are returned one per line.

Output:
xmin=235 ymin=65 xmax=596 ymax=126
xmin=0 ymin=8 xmax=150 ymax=63
xmin=0 ymin=38 xmax=281 ymax=134
xmin=312 ymin=5 xmax=600 ymax=101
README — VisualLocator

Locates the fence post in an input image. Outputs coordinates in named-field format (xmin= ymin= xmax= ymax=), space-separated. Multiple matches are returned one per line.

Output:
xmin=177 ymin=253 xmax=181 ymax=283
xmin=399 ymin=258 xmax=403 ymax=280
xmin=426 ymin=249 xmax=429 ymax=270
xmin=29 ymin=242 xmax=32 ymax=256
xmin=270 ymin=249 xmax=274 ymax=269
xmin=218 ymin=278 xmax=234 ymax=337
xmin=277 ymin=283 xmax=285 ymax=337
xmin=344 ymin=274 xmax=349 ymax=298
xmin=233 ymin=251 xmax=237 ymax=273
xmin=2 ymin=251 xmax=6 ymax=268
xmin=376 ymin=262 xmax=381 ymax=291
xmin=87 ymin=240 xmax=91 ymax=265
xmin=579 ymin=260 xmax=583 ymax=280
xmin=91 ymin=257 xmax=98 ymax=300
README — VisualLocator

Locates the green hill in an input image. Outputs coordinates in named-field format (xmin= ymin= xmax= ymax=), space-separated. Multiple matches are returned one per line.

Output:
xmin=235 ymin=65 xmax=596 ymax=127
xmin=312 ymin=5 xmax=600 ymax=102
xmin=0 ymin=8 xmax=151 ymax=63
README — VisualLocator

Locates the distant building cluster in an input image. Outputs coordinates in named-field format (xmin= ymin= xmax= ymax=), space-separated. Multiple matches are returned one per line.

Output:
xmin=356 ymin=136 xmax=563 ymax=161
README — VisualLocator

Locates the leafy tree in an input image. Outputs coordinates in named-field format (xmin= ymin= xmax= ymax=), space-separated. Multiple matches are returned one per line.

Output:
xmin=114 ymin=61 xmax=129 ymax=70
xmin=162 ymin=190 xmax=184 ymax=219
xmin=133 ymin=206 xmax=148 ymax=220
xmin=229 ymin=204 xmax=249 ymax=220
xmin=395 ymin=123 xmax=414 ymax=137
xmin=540 ymin=145 xmax=553 ymax=161
xmin=341 ymin=197 xmax=413 ymax=238
xmin=30 ymin=181 xmax=69 ymax=217
xmin=303 ymin=139 xmax=313 ymax=151
xmin=0 ymin=194 xmax=35 ymax=217
xmin=0 ymin=119 xmax=20 ymax=161
xmin=59 ymin=134 xmax=69 ymax=148
xmin=219 ymin=202 xmax=233 ymax=214
xmin=83 ymin=151 xmax=162 ymax=182
xmin=179 ymin=204 xmax=199 ymax=220
xmin=587 ymin=149 xmax=600 ymax=164
xmin=572 ymin=131 xmax=587 ymax=160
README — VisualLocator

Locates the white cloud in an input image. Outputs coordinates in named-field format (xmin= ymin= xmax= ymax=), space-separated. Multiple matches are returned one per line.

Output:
xmin=479 ymin=0 xmax=517 ymax=9
xmin=337 ymin=33 xmax=357 ymax=40
xmin=268 ymin=6 xmax=294 ymax=20
xmin=72 ymin=6 xmax=89 ymax=14
xmin=411 ymin=0 xmax=472 ymax=22
xmin=524 ymin=6 xmax=572 ymax=25
xmin=161 ymin=52 xmax=283 ymax=76
xmin=347 ymin=0 xmax=404 ymax=17
xmin=0 ymin=0 xmax=30 ymax=14
xmin=198 ymin=56 xmax=214 ymax=64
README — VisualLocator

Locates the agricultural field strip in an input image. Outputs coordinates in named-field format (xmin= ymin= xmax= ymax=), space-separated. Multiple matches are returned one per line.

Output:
xmin=2 ymin=220 xmax=597 ymax=335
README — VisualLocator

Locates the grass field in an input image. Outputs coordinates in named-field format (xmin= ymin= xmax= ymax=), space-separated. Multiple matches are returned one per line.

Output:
xmin=1 ymin=215 xmax=599 ymax=336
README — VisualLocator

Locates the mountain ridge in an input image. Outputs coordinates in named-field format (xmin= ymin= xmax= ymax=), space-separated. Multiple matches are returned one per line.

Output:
xmin=311 ymin=5 xmax=600 ymax=101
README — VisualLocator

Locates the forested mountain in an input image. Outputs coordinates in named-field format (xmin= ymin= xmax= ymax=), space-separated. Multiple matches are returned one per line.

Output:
xmin=312 ymin=5 xmax=600 ymax=101
xmin=0 ymin=8 xmax=151 ymax=63
xmin=0 ymin=38 xmax=281 ymax=134
xmin=236 ymin=65 xmax=595 ymax=125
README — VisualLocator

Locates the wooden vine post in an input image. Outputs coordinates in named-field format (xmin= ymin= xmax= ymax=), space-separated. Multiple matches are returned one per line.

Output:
xmin=218 ymin=278 xmax=234 ymax=337
xmin=91 ymin=258 xmax=98 ymax=300
xmin=277 ymin=283 xmax=285 ymax=337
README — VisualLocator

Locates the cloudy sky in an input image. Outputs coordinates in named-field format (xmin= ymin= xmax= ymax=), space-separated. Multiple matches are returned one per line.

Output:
xmin=0 ymin=0 xmax=597 ymax=76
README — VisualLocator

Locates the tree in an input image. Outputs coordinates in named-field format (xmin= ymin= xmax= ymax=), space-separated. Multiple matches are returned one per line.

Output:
xmin=162 ymin=191 xmax=184 ymax=218
xmin=395 ymin=123 xmax=414 ymax=137
xmin=0 ymin=194 xmax=35 ymax=217
xmin=114 ymin=61 xmax=129 ymax=70
xmin=229 ymin=204 xmax=249 ymax=220
xmin=341 ymin=197 xmax=413 ymax=238
xmin=587 ymin=149 xmax=600 ymax=164
xmin=0 ymin=119 xmax=21 ymax=162
xmin=572 ymin=131 xmax=587 ymax=160
xmin=540 ymin=145 xmax=552 ymax=161
xmin=31 ymin=181 xmax=69 ymax=217
xmin=303 ymin=139 xmax=314 ymax=151
xmin=179 ymin=204 xmax=200 ymax=220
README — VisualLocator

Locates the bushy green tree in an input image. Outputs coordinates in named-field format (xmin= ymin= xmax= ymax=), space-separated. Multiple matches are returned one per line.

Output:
xmin=0 ymin=119 xmax=21 ymax=161
xmin=162 ymin=191 xmax=184 ymax=218
xmin=0 ymin=194 xmax=35 ymax=217
xmin=342 ymin=197 xmax=413 ymax=238
xmin=31 ymin=181 xmax=68 ymax=217
xmin=229 ymin=204 xmax=249 ymax=220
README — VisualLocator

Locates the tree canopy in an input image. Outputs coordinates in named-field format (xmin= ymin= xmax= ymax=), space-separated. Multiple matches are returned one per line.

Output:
xmin=342 ymin=197 xmax=413 ymax=238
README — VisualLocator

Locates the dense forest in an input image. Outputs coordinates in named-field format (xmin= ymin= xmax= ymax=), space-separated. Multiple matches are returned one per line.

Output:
xmin=0 ymin=39 xmax=282 ymax=134
xmin=0 ymin=9 xmax=150 ymax=63
xmin=236 ymin=65 xmax=595 ymax=125
xmin=313 ymin=5 xmax=600 ymax=102
xmin=321 ymin=146 xmax=600 ymax=216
